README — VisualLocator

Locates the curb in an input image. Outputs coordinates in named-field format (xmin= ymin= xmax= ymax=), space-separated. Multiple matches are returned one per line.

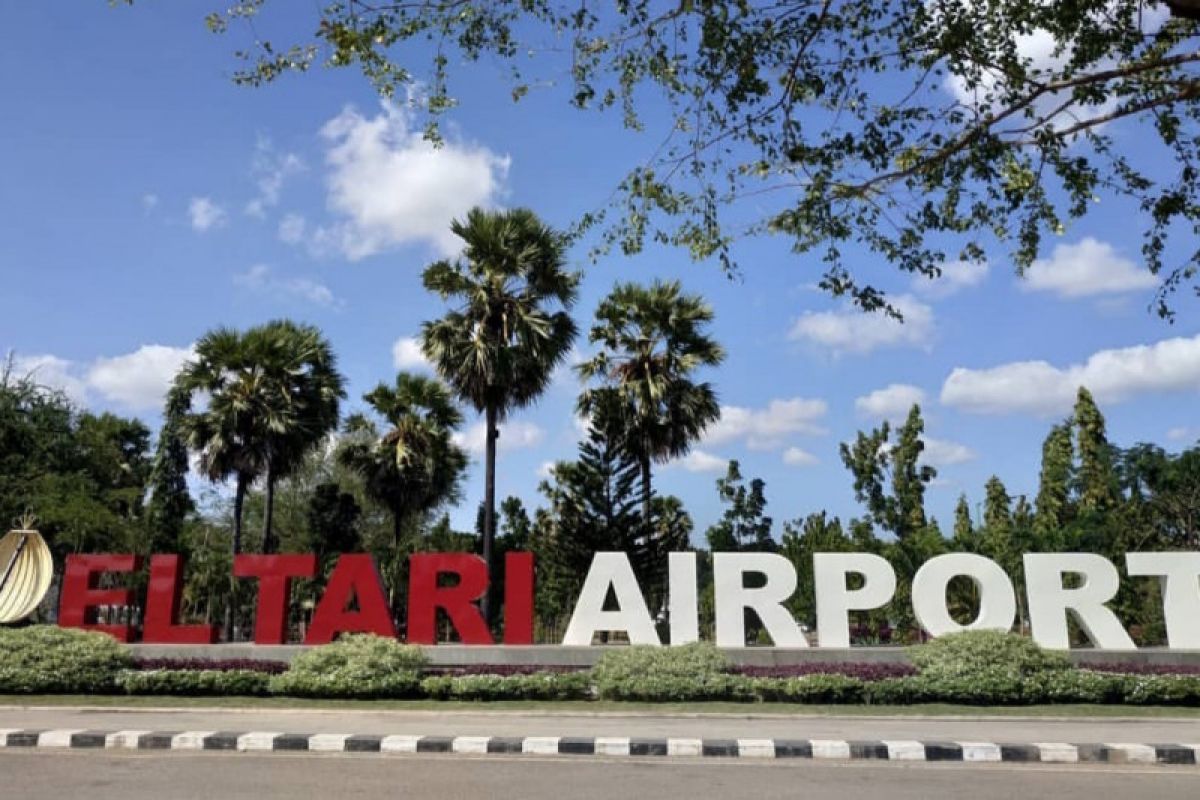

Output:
xmin=2 ymin=730 xmax=1199 ymax=765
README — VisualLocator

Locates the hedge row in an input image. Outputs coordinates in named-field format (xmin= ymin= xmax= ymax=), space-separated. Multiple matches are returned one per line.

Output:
xmin=104 ymin=667 xmax=1200 ymax=705
xmin=4 ymin=627 xmax=1200 ymax=707
xmin=117 ymin=669 xmax=272 ymax=697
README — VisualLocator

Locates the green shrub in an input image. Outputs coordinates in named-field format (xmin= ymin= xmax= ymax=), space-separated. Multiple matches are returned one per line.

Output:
xmin=750 ymin=674 xmax=866 ymax=703
xmin=861 ymin=673 xmax=1027 ymax=705
xmin=119 ymin=669 xmax=271 ymax=697
xmin=0 ymin=626 xmax=132 ymax=694
xmin=910 ymin=631 xmax=1071 ymax=680
xmin=1024 ymin=670 xmax=1128 ymax=704
xmin=269 ymin=635 xmax=428 ymax=699
xmin=862 ymin=676 xmax=934 ymax=705
xmin=1121 ymin=675 xmax=1200 ymax=706
xmin=591 ymin=643 xmax=749 ymax=701
xmin=419 ymin=672 xmax=592 ymax=701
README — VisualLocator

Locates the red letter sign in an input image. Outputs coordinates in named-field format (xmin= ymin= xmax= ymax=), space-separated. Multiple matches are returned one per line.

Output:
xmin=143 ymin=555 xmax=217 ymax=644
xmin=59 ymin=554 xmax=142 ymax=641
xmin=504 ymin=551 xmax=534 ymax=645
xmin=407 ymin=553 xmax=493 ymax=645
xmin=233 ymin=554 xmax=316 ymax=644
xmin=304 ymin=554 xmax=396 ymax=644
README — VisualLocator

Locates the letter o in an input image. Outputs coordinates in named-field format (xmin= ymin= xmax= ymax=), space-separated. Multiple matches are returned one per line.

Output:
xmin=911 ymin=554 xmax=1016 ymax=637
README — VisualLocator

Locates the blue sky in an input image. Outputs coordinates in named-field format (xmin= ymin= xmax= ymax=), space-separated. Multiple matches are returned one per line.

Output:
xmin=3 ymin=2 xmax=1199 ymax=541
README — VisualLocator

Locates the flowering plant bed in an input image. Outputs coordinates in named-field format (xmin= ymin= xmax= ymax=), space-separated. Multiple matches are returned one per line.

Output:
xmin=132 ymin=657 xmax=290 ymax=675
xmin=730 ymin=663 xmax=917 ymax=680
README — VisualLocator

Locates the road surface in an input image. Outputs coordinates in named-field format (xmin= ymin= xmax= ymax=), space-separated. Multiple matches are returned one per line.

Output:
xmin=3 ymin=750 xmax=1200 ymax=800
xmin=2 ymin=704 xmax=1198 ymax=743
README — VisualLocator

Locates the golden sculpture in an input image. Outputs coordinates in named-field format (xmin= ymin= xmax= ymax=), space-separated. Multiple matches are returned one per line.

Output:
xmin=0 ymin=513 xmax=53 ymax=624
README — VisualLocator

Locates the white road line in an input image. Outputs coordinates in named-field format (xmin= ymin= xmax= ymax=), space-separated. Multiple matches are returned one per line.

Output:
xmin=667 ymin=738 xmax=703 ymax=757
xmin=811 ymin=740 xmax=851 ymax=760
xmin=171 ymin=731 xmax=215 ymax=750
xmin=379 ymin=735 xmax=421 ymax=753
xmin=451 ymin=736 xmax=491 ymax=754
xmin=1035 ymin=743 xmax=1079 ymax=763
xmin=307 ymin=734 xmax=352 ymax=752
xmin=37 ymin=730 xmax=83 ymax=748
xmin=594 ymin=737 xmax=631 ymax=756
xmin=957 ymin=741 xmax=1002 ymax=762
xmin=736 ymin=739 xmax=776 ymax=758
xmin=237 ymin=732 xmax=282 ymax=752
xmin=883 ymin=740 xmax=926 ymax=761
xmin=522 ymin=737 xmax=561 ymax=755
xmin=105 ymin=730 xmax=150 ymax=749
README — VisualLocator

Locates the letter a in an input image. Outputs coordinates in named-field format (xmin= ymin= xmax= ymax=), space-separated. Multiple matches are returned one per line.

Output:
xmin=562 ymin=553 xmax=660 ymax=645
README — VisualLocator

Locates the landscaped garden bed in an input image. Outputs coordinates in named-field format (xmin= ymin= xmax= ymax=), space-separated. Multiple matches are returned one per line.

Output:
xmin=4 ymin=626 xmax=1200 ymax=706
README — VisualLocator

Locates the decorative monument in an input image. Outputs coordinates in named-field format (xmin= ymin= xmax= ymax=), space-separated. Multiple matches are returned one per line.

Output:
xmin=0 ymin=513 xmax=53 ymax=624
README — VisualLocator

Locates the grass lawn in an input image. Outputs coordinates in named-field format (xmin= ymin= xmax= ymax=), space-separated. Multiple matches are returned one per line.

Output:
xmin=2 ymin=695 xmax=1199 ymax=717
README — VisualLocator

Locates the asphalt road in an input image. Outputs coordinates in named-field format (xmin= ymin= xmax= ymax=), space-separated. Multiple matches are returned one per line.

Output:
xmin=3 ymin=750 xmax=1200 ymax=799
xmin=3 ymin=705 xmax=1199 ymax=743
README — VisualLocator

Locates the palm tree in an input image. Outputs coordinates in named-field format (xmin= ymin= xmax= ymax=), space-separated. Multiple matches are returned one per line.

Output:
xmin=577 ymin=279 xmax=725 ymax=523
xmin=338 ymin=373 xmax=468 ymax=614
xmin=338 ymin=373 xmax=469 ymax=545
xmin=421 ymin=207 xmax=580 ymax=624
xmin=171 ymin=320 xmax=345 ymax=637
xmin=247 ymin=321 xmax=345 ymax=554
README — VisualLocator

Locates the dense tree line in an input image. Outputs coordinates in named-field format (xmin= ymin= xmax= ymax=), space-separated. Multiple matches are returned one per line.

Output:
xmin=4 ymin=209 xmax=1199 ymax=644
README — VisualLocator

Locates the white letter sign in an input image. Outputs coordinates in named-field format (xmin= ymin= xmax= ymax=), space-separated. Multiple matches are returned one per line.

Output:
xmin=1024 ymin=553 xmax=1136 ymax=651
xmin=814 ymin=553 xmax=896 ymax=648
xmin=911 ymin=553 xmax=1017 ymax=637
xmin=1126 ymin=552 xmax=1200 ymax=650
xmin=712 ymin=553 xmax=807 ymax=648
xmin=562 ymin=552 xmax=660 ymax=646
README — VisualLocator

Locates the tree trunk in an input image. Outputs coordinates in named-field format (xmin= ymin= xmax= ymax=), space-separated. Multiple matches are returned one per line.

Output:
xmin=225 ymin=474 xmax=247 ymax=642
xmin=482 ymin=401 xmax=499 ymax=627
xmin=262 ymin=463 xmax=276 ymax=554
xmin=390 ymin=512 xmax=403 ymax=622
xmin=640 ymin=453 xmax=653 ymax=531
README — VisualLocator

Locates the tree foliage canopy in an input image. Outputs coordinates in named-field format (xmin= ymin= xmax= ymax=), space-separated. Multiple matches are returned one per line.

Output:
xmin=338 ymin=371 xmax=468 ymax=541
xmin=0 ymin=360 xmax=151 ymax=557
xmin=162 ymin=0 xmax=1200 ymax=315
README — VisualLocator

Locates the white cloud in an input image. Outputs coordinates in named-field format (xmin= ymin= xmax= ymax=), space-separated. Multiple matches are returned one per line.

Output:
xmin=10 ymin=345 xmax=237 ymax=413
xmin=141 ymin=193 xmax=159 ymax=213
xmin=1022 ymin=238 xmax=1157 ymax=298
xmin=245 ymin=136 xmax=304 ymax=218
xmin=673 ymin=449 xmax=727 ymax=473
xmin=705 ymin=397 xmax=828 ymax=450
xmin=782 ymin=447 xmax=819 ymax=467
xmin=941 ymin=333 xmax=1200 ymax=416
xmin=314 ymin=103 xmax=510 ymax=259
xmin=911 ymin=260 xmax=989 ymax=298
xmin=188 ymin=197 xmax=226 ymax=232
xmin=1167 ymin=426 xmax=1197 ymax=443
xmin=921 ymin=436 xmax=976 ymax=467
xmin=789 ymin=294 xmax=934 ymax=355
xmin=233 ymin=264 xmax=343 ymax=309
xmin=454 ymin=420 xmax=545 ymax=455
xmin=278 ymin=213 xmax=307 ymax=244
xmin=537 ymin=461 xmax=556 ymax=479
xmin=391 ymin=336 xmax=431 ymax=371
xmin=855 ymin=383 xmax=926 ymax=421
xmin=11 ymin=354 xmax=87 ymax=403
xmin=939 ymin=4 xmax=1168 ymax=132
xmin=86 ymin=345 xmax=195 ymax=411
